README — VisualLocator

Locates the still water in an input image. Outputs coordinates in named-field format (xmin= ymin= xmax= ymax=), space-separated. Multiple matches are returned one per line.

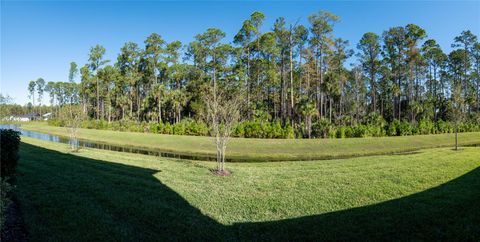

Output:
xmin=0 ymin=124 xmax=218 ymax=161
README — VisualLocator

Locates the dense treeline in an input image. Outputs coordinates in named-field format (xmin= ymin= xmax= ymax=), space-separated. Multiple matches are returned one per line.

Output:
xmin=46 ymin=114 xmax=480 ymax=139
xmin=26 ymin=11 xmax=480 ymax=138
xmin=0 ymin=94 xmax=53 ymax=118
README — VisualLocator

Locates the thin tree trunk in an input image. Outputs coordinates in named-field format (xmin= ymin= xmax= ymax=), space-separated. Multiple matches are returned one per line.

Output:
xmin=246 ymin=48 xmax=250 ymax=118
xmin=289 ymin=29 xmax=294 ymax=125
xmin=455 ymin=123 xmax=458 ymax=150
xmin=329 ymin=97 xmax=332 ymax=123
xmin=137 ymin=88 xmax=140 ymax=121
xmin=298 ymin=46 xmax=303 ymax=97
xmin=96 ymin=76 xmax=100 ymax=120
xmin=319 ymin=52 xmax=323 ymax=119
xmin=281 ymin=57 xmax=286 ymax=124
xmin=371 ymin=69 xmax=376 ymax=113
xmin=158 ymin=94 xmax=162 ymax=123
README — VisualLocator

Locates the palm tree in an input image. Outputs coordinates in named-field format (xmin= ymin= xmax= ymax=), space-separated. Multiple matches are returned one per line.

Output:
xmin=153 ymin=84 xmax=166 ymax=123
xmin=117 ymin=95 xmax=129 ymax=120
xmin=170 ymin=89 xmax=187 ymax=124
xmin=392 ymin=84 xmax=401 ymax=119
xmin=298 ymin=98 xmax=317 ymax=138
xmin=410 ymin=100 xmax=423 ymax=123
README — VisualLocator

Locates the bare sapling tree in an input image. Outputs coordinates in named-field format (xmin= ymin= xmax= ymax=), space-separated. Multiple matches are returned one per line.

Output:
xmin=59 ymin=105 xmax=85 ymax=152
xmin=204 ymin=87 xmax=242 ymax=176
xmin=450 ymin=82 xmax=464 ymax=151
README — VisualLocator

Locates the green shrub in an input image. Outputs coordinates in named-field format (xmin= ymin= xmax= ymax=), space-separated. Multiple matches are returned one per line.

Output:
xmin=233 ymin=123 xmax=245 ymax=138
xmin=163 ymin=123 xmax=173 ymax=134
xmin=387 ymin=120 xmax=400 ymax=136
xmin=169 ymin=119 xmax=208 ymax=136
xmin=398 ymin=121 xmax=413 ymax=136
xmin=44 ymin=116 xmax=480 ymax=139
xmin=367 ymin=124 xmax=385 ymax=137
xmin=186 ymin=120 xmax=209 ymax=136
xmin=294 ymin=123 xmax=305 ymax=138
xmin=337 ymin=115 xmax=355 ymax=126
xmin=269 ymin=122 xmax=283 ymax=138
xmin=336 ymin=126 xmax=346 ymax=138
xmin=344 ymin=126 xmax=354 ymax=138
xmin=282 ymin=123 xmax=295 ymax=139
xmin=353 ymin=125 xmax=371 ymax=138
xmin=127 ymin=123 xmax=143 ymax=133
xmin=172 ymin=122 xmax=186 ymax=135
xmin=232 ymin=121 xmax=295 ymax=139
xmin=109 ymin=121 xmax=123 ymax=131
xmin=149 ymin=122 xmax=161 ymax=134
xmin=1 ymin=129 xmax=21 ymax=178
xmin=243 ymin=121 xmax=263 ymax=138
xmin=364 ymin=112 xmax=386 ymax=127
xmin=312 ymin=119 xmax=331 ymax=138
xmin=328 ymin=126 xmax=337 ymax=138
xmin=459 ymin=122 xmax=480 ymax=132
xmin=47 ymin=118 xmax=64 ymax=127
xmin=417 ymin=119 xmax=435 ymax=135
xmin=261 ymin=123 xmax=270 ymax=138
xmin=436 ymin=120 xmax=453 ymax=134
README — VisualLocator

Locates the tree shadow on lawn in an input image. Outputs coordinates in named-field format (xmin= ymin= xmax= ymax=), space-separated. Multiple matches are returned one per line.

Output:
xmin=237 ymin=166 xmax=480 ymax=241
xmin=17 ymin=143 xmax=228 ymax=241
xmin=17 ymin=143 xmax=480 ymax=241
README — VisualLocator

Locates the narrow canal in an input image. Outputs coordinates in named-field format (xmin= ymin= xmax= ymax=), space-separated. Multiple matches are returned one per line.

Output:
xmin=0 ymin=124 xmax=218 ymax=161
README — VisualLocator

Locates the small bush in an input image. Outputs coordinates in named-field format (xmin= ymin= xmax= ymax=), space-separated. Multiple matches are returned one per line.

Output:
xmin=282 ymin=123 xmax=295 ymax=139
xmin=387 ymin=120 xmax=400 ymax=136
xmin=398 ymin=121 xmax=413 ymax=136
xmin=459 ymin=122 xmax=480 ymax=132
xmin=269 ymin=122 xmax=283 ymax=139
xmin=243 ymin=121 xmax=263 ymax=138
xmin=327 ymin=126 xmax=337 ymax=139
xmin=364 ymin=112 xmax=386 ymax=127
xmin=47 ymin=118 xmax=64 ymax=127
xmin=184 ymin=119 xmax=209 ymax=136
xmin=353 ymin=125 xmax=371 ymax=138
xmin=149 ymin=122 xmax=161 ymax=134
xmin=436 ymin=120 xmax=453 ymax=134
xmin=233 ymin=123 xmax=245 ymax=138
xmin=163 ymin=123 xmax=173 ymax=135
xmin=344 ymin=126 xmax=354 ymax=138
xmin=172 ymin=122 xmax=186 ymax=135
xmin=294 ymin=123 xmax=305 ymax=138
xmin=1 ymin=129 xmax=21 ymax=178
xmin=367 ymin=124 xmax=385 ymax=137
xmin=417 ymin=119 xmax=435 ymax=135
xmin=336 ymin=126 xmax=346 ymax=138
xmin=312 ymin=119 xmax=334 ymax=138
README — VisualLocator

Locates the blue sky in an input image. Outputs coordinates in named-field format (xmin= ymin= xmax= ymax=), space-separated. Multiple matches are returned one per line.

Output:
xmin=1 ymin=1 xmax=479 ymax=105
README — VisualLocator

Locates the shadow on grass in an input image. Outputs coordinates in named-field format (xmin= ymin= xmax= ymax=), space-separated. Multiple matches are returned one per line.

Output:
xmin=237 ymin=166 xmax=480 ymax=241
xmin=17 ymin=143 xmax=480 ymax=241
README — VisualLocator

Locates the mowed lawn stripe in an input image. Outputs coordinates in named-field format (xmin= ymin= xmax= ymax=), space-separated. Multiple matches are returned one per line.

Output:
xmin=20 ymin=122 xmax=480 ymax=161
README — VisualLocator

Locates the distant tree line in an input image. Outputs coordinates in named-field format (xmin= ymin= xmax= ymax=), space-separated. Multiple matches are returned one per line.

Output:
xmin=24 ymin=11 xmax=480 ymax=138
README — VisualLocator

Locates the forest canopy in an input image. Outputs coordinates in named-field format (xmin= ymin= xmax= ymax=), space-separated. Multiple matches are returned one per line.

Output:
xmin=20 ymin=11 xmax=480 ymax=138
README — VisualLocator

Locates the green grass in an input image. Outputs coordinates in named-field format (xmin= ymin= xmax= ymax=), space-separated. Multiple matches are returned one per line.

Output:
xmin=17 ymin=137 xmax=480 ymax=241
xmin=20 ymin=122 xmax=480 ymax=161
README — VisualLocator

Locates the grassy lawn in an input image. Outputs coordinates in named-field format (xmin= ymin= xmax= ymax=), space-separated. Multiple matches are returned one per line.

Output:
xmin=20 ymin=122 xmax=480 ymax=161
xmin=16 ymin=137 xmax=480 ymax=241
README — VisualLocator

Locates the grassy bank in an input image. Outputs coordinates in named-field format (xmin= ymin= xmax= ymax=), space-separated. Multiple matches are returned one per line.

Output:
xmin=20 ymin=122 xmax=480 ymax=161
xmin=17 ymin=137 xmax=480 ymax=240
